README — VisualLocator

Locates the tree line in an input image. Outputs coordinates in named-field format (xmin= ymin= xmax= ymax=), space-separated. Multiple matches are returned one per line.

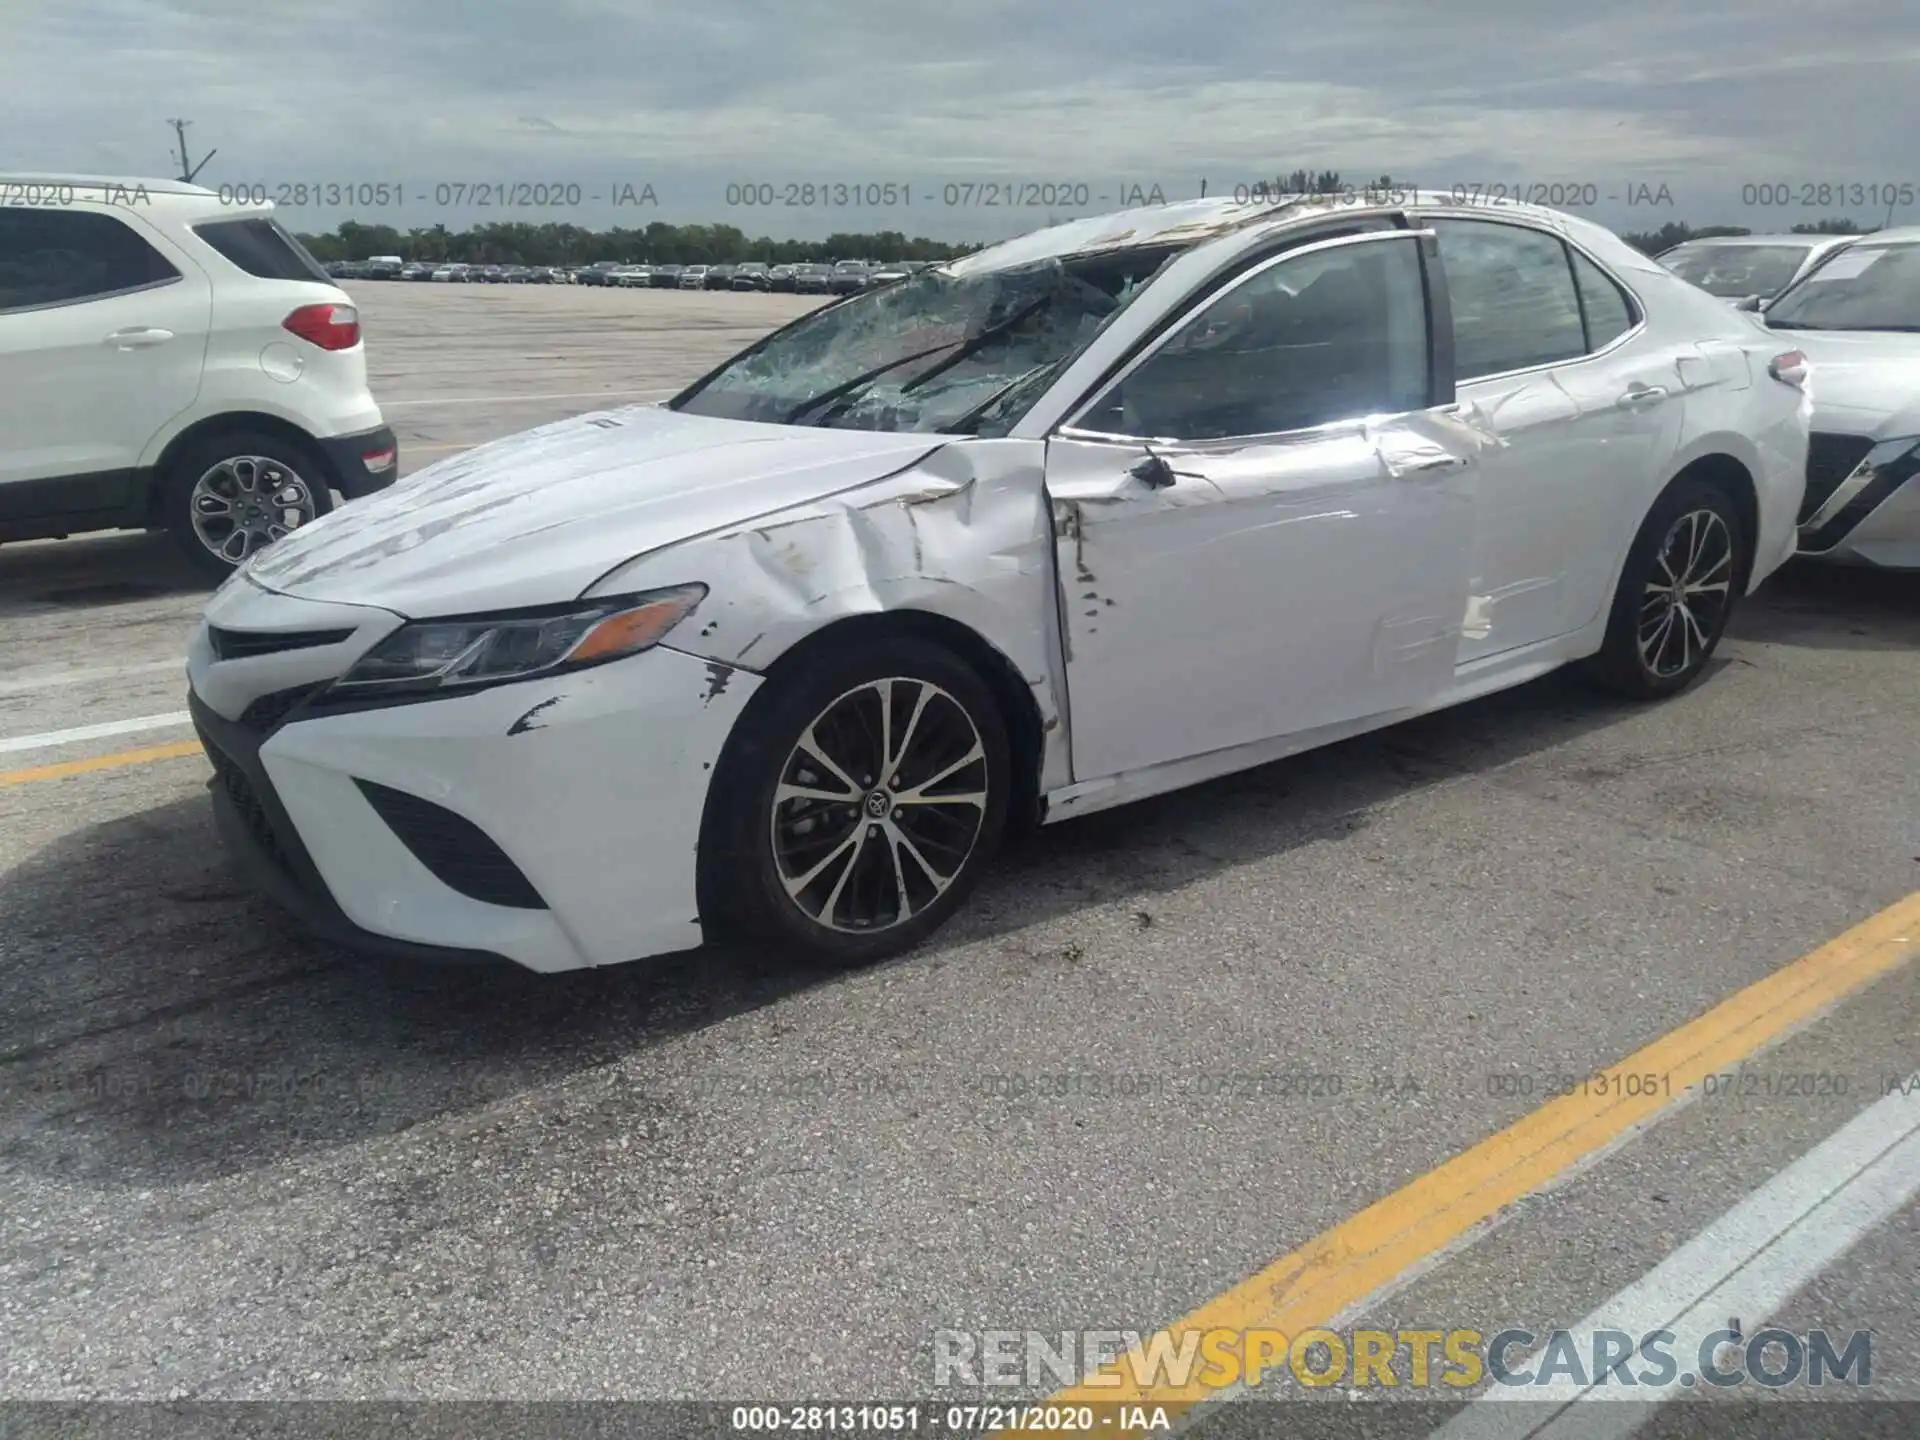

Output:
xmin=289 ymin=171 xmax=1882 ymax=266
xmin=294 ymin=220 xmax=982 ymax=266
xmin=1617 ymin=217 xmax=1872 ymax=253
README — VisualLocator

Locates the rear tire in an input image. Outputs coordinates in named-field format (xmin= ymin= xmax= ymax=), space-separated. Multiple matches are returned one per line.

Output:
xmin=700 ymin=636 xmax=1010 ymax=967
xmin=161 ymin=430 xmax=333 ymax=580
xmin=1584 ymin=477 xmax=1747 ymax=700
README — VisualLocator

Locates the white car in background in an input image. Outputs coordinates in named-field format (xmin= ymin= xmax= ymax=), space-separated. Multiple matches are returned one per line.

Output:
xmin=1655 ymin=233 xmax=1857 ymax=306
xmin=1752 ymin=227 xmax=1920 ymax=568
xmin=187 ymin=193 xmax=1809 ymax=974
xmin=0 ymin=173 xmax=397 ymax=575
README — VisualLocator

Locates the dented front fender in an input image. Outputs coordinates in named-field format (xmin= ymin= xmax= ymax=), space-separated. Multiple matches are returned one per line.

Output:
xmin=588 ymin=438 xmax=1074 ymax=792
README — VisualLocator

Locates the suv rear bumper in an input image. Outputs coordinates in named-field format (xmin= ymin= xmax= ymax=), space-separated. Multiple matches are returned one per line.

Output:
xmin=316 ymin=425 xmax=399 ymax=498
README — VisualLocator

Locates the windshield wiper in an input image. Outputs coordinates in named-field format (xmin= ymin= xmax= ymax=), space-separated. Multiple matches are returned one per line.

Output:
xmin=897 ymin=294 xmax=1055 ymax=397
xmin=780 ymin=290 xmax=1057 ymax=428
xmin=939 ymin=360 xmax=1062 ymax=434
xmin=777 ymin=335 xmax=972 ymax=425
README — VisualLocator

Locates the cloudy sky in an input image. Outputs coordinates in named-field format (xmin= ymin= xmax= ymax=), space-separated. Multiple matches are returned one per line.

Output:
xmin=8 ymin=0 xmax=1920 ymax=241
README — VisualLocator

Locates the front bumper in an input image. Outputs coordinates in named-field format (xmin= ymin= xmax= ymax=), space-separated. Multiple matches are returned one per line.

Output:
xmin=316 ymin=425 xmax=400 ymax=499
xmin=191 ymin=643 xmax=762 ymax=973
xmin=195 ymin=691 xmax=511 ymax=967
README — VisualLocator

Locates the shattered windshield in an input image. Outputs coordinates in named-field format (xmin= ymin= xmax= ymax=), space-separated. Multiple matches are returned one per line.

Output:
xmin=670 ymin=249 xmax=1178 ymax=436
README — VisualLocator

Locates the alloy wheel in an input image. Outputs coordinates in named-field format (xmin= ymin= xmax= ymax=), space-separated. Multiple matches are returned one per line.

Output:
xmin=189 ymin=455 xmax=319 ymax=565
xmin=769 ymin=677 xmax=989 ymax=933
xmin=1637 ymin=508 xmax=1734 ymax=679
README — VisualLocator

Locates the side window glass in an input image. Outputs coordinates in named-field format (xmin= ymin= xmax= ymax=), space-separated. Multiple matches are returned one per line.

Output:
xmin=1076 ymin=238 xmax=1429 ymax=442
xmin=1433 ymin=219 xmax=1585 ymax=380
xmin=1570 ymin=248 xmax=1635 ymax=349
xmin=0 ymin=208 xmax=180 ymax=312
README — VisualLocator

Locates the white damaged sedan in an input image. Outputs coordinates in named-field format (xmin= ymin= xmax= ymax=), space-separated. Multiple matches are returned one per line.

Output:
xmin=188 ymin=193 xmax=1812 ymax=972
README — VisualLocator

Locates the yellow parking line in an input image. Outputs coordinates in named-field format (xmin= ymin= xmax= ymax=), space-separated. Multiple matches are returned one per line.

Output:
xmin=1004 ymin=890 xmax=1920 ymax=1434
xmin=0 ymin=738 xmax=205 ymax=787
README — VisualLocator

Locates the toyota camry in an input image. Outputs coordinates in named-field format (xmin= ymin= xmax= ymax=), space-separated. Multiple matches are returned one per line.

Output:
xmin=187 ymin=193 xmax=1811 ymax=973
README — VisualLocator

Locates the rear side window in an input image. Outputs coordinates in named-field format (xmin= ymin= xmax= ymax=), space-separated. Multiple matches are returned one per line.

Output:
xmin=191 ymin=217 xmax=332 ymax=283
xmin=0 ymin=208 xmax=180 ymax=312
xmin=1433 ymin=219 xmax=1587 ymax=380
xmin=1570 ymin=248 xmax=1636 ymax=349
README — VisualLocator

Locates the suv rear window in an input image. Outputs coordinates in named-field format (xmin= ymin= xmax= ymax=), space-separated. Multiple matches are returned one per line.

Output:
xmin=0 ymin=208 xmax=181 ymax=312
xmin=191 ymin=217 xmax=333 ymax=283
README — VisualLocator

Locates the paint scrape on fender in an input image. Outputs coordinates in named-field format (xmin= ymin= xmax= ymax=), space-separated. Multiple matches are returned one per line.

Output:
xmin=507 ymin=695 xmax=566 ymax=735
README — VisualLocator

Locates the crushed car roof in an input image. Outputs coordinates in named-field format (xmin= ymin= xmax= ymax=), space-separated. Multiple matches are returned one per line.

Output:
xmin=939 ymin=189 xmax=1603 ymax=276
xmin=942 ymin=195 xmax=1307 ymax=275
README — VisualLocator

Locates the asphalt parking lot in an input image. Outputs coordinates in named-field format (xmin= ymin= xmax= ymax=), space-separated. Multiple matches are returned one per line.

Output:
xmin=1 ymin=283 xmax=1916 ymax=1428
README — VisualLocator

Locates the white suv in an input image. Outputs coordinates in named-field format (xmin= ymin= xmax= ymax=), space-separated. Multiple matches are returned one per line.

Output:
xmin=0 ymin=174 xmax=398 ymax=576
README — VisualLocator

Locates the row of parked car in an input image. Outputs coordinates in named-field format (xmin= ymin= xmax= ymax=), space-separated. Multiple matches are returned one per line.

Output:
xmin=324 ymin=257 xmax=935 ymax=293
xmin=580 ymin=259 xmax=933 ymax=293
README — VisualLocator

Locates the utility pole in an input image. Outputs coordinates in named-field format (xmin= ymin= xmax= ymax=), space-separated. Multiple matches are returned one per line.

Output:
xmin=166 ymin=119 xmax=216 ymax=183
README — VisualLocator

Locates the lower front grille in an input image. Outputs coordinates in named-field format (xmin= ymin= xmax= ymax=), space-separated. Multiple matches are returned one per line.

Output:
xmin=1800 ymin=432 xmax=1876 ymax=523
xmin=204 ymin=740 xmax=298 ymax=880
xmin=355 ymin=780 xmax=547 ymax=909
xmin=239 ymin=683 xmax=327 ymax=734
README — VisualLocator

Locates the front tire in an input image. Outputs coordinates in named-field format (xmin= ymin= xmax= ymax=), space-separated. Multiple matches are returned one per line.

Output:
xmin=1585 ymin=478 xmax=1747 ymax=699
xmin=701 ymin=636 xmax=1011 ymax=966
xmin=161 ymin=430 xmax=333 ymax=580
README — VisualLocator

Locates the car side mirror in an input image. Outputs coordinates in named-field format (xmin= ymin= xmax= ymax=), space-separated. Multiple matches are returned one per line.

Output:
xmin=1734 ymin=294 xmax=1763 ymax=312
xmin=1129 ymin=453 xmax=1176 ymax=489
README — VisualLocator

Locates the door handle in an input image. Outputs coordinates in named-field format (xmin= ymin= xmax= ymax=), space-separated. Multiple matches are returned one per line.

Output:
xmin=1615 ymin=383 xmax=1668 ymax=408
xmin=104 ymin=327 xmax=175 ymax=349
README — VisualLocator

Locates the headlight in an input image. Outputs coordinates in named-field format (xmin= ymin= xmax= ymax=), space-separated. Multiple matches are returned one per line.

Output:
xmin=332 ymin=584 xmax=706 ymax=695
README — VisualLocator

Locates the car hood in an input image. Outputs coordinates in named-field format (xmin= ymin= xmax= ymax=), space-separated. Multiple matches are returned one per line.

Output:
xmin=243 ymin=405 xmax=948 ymax=616
xmin=1784 ymin=329 xmax=1920 ymax=439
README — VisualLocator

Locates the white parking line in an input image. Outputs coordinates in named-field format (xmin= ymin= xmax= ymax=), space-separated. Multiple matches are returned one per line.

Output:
xmin=0 ymin=711 xmax=193 ymax=755
xmin=380 ymin=389 xmax=676 ymax=407
xmin=1429 ymin=1083 xmax=1920 ymax=1439
xmin=0 ymin=660 xmax=182 ymax=697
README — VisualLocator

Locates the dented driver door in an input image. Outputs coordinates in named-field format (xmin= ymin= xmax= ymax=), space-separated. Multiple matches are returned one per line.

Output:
xmin=1042 ymin=228 xmax=1478 ymax=785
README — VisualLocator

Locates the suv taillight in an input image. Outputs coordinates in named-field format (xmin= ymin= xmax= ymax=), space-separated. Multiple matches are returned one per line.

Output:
xmin=283 ymin=303 xmax=361 ymax=351
xmin=1767 ymin=350 xmax=1808 ymax=388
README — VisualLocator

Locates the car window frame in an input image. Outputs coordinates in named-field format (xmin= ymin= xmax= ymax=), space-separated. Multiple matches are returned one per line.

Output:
xmin=0 ymin=203 xmax=186 ymax=317
xmin=1055 ymin=226 xmax=1451 ymax=448
xmin=1565 ymin=242 xmax=1640 ymax=352
xmin=1413 ymin=211 xmax=1646 ymax=385
xmin=189 ymin=214 xmax=334 ymax=285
